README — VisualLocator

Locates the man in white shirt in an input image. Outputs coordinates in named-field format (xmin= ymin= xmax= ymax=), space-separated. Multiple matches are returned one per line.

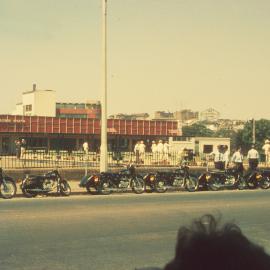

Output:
xmin=83 ymin=141 xmax=89 ymax=154
xmin=247 ymin=144 xmax=259 ymax=170
xmin=211 ymin=145 xmax=223 ymax=170
xmin=163 ymin=141 xmax=170 ymax=162
xmin=134 ymin=141 xmax=140 ymax=164
xmin=157 ymin=140 xmax=164 ymax=163
xmin=139 ymin=140 xmax=146 ymax=164
xmin=222 ymin=145 xmax=230 ymax=169
xmin=231 ymin=148 xmax=244 ymax=175
xmin=262 ymin=140 xmax=270 ymax=166
xmin=151 ymin=141 xmax=157 ymax=163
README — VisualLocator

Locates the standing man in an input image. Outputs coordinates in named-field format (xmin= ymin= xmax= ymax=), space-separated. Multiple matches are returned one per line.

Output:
xmin=157 ymin=140 xmax=164 ymax=164
xmin=15 ymin=139 xmax=21 ymax=159
xmin=20 ymin=139 xmax=27 ymax=159
xmin=247 ymin=144 xmax=259 ymax=170
xmin=139 ymin=140 xmax=146 ymax=164
xmin=231 ymin=148 xmax=244 ymax=176
xmin=262 ymin=140 xmax=270 ymax=166
xmin=134 ymin=141 xmax=140 ymax=164
xmin=222 ymin=145 xmax=230 ymax=169
xmin=151 ymin=141 xmax=157 ymax=163
xmin=83 ymin=141 xmax=89 ymax=154
xmin=211 ymin=145 xmax=223 ymax=170
xmin=163 ymin=141 xmax=170 ymax=163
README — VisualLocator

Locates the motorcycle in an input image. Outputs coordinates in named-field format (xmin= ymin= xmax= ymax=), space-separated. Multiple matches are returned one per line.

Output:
xmin=197 ymin=166 xmax=245 ymax=191
xmin=21 ymin=170 xmax=71 ymax=197
xmin=79 ymin=164 xmax=145 ymax=195
xmin=243 ymin=169 xmax=270 ymax=190
xmin=0 ymin=168 xmax=17 ymax=199
xmin=143 ymin=164 xmax=198 ymax=193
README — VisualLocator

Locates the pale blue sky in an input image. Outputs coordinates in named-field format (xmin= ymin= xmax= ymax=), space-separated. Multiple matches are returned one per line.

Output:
xmin=1 ymin=0 xmax=270 ymax=119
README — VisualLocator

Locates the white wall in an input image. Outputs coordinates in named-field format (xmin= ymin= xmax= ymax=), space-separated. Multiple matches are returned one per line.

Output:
xmin=34 ymin=90 xmax=56 ymax=117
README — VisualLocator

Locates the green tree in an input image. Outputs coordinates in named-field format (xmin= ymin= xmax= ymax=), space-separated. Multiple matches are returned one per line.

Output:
xmin=182 ymin=123 xmax=214 ymax=137
xmin=234 ymin=119 xmax=270 ymax=154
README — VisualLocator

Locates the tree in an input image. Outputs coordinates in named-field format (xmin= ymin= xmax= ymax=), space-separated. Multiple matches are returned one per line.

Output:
xmin=182 ymin=123 xmax=214 ymax=137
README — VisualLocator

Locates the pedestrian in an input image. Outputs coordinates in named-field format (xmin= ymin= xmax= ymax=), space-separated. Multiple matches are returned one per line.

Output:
xmin=231 ymin=147 xmax=244 ymax=176
xmin=139 ymin=140 xmax=146 ymax=164
xmin=157 ymin=140 xmax=164 ymax=164
xmin=163 ymin=141 xmax=170 ymax=163
xmin=262 ymin=140 xmax=270 ymax=166
xmin=211 ymin=145 xmax=223 ymax=170
xmin=83 ymin=141 xmax=89 ymax=154
xmin=20 ymin=139 xmax=26 ymax=159
xmin=134 ymin=141 xmax=140 ymax=164
xmin=15 ymin=139 xmax=21 ymax=159
xmin=151 ymin=141 xmax=157 ymax=163
xmin=222 ymin=145 xmax=230 ymax=169
xmin=247 ymin=144 xmax=259 ymax=171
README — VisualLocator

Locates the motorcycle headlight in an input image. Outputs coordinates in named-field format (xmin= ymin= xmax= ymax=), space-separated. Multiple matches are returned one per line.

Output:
xmin=93 ymin=176 xmax=100 ymax=182
xmin=150 ymin=176 xmax=155 ymax=181
xmin=206 ymin=175 xmax=211 ymax=180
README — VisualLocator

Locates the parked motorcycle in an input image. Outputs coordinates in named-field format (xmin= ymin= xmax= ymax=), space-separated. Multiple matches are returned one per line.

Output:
xmin=80 ymin=164 xmax=145 ymax=195
xmin=0 ymin=168 xmax=17 ymax=199
xmin=243 ymin=169 xmax=270 ymax=190
xmin=143 ymin=164 xmax=198 ymax=193
xmin=21 ymin=170 xmax=71 ymax=197
xmin=197 ymin=167 xmax=245 ymax=191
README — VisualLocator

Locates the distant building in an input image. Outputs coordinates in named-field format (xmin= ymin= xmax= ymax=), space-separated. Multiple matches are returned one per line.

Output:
xmin=56 ymin=101 xmax=101 ymax=119
xmin=174 ymin=110 xmax=199 ymax=122
xmin=153 ymin=111 xmax=174 ymax=120
xmin=12 ymin=84 xmax=56 ymax=117
xmin=12 ymin=84 xmax=101 ymax=119
xmin=199 ymin=108 xmax=220 ymax=122
xmin=109 ymin=113 xmax=149 ymax=120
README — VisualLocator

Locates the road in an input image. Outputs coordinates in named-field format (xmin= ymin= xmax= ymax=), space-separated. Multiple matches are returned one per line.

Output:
xmin=1 ymin=190 xmax=270 ymax=270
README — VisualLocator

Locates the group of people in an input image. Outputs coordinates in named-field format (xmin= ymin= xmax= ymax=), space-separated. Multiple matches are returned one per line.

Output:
xmin=211 ymin=143 xmax=265 ymax=174
xmin=133 ymin=140 xmax=170 ymax=164
xmin=14 ymin=138 xmax=27 ymax=159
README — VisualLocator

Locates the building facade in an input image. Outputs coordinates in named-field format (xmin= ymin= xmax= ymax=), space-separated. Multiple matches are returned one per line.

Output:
xmin=13 ymin=84 xmax=56 ymax=117
xmin=0 ymin=115 xmax=181 ymax=154
xmin=56 ymin=101 xmax=101 ymax=119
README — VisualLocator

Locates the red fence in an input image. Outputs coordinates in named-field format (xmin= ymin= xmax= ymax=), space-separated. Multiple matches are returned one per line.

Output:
xmin=0 ymin=115 xmax=181 ymax=136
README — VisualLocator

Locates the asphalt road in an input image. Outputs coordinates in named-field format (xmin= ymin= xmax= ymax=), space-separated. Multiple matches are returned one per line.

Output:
xmin=1 ymin=190 xmax=270 ymax=270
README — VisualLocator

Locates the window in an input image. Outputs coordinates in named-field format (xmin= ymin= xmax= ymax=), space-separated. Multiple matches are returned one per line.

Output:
xmin=203 ymin=145 xmax=213 ymax=154
xmin=25 ymin=105 xmax=32 ymax=112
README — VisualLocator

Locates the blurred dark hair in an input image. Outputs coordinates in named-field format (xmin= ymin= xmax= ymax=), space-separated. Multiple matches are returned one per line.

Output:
xmin=164 ymin=215 xmax=270 ymax=270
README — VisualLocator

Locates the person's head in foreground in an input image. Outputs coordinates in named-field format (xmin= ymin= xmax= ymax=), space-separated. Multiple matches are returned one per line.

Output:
xmin=164 ymin=214 xmax=270 ymax=270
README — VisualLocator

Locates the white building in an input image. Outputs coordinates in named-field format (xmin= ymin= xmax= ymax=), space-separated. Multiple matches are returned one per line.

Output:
xmin=169 ymin=137 xmax=230 ymax=156
xmin=199 ymin=108 xmax=220 ymax=122
xmin=12 ymin=84 xmax=56 ymax=117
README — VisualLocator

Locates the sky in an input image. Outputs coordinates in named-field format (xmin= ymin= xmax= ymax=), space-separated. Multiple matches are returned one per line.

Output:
xmin=0 ymin=0 xmax=270 ymax=120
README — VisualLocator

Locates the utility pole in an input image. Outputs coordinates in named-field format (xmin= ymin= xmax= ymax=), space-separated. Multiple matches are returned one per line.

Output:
xmin=252 ymin=118 xmax=256 ymax=144
xmin=100 ymin=0 xmax=108 ymax=172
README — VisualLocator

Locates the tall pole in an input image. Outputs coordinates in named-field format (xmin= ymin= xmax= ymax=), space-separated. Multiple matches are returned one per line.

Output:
xmin=100 ymin=0 xmax=108 ymax=172
xmin=252 ymin=118 xmax=256 ymax=144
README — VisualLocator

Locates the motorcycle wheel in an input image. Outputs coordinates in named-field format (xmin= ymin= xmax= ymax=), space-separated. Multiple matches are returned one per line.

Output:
xmin=0 ymin=180 xmax=17 ymax=199
xmin=131 ymin=177 xmax=145 ymax=194
xmin=22 ymin=188 xmax=37 ymax=198
xmin=208 ymin=177 xmax=220 ymax=191
xmin=59 ymin=180 xmax=71 ymax=196
xmin=99 ymin=181 xmax=111 ymax=195
xmin=86 ymin=182 xmax=98 ymax=194
xmin=154 ymin=179 xmax=167 ymax=193
xmin=260 ymin=177 xmax=270 ymax=189
xmin=237 ymin=177 xmax=246 ymax=190
xmin=185 ymin=177 xmax=197 ymax=192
